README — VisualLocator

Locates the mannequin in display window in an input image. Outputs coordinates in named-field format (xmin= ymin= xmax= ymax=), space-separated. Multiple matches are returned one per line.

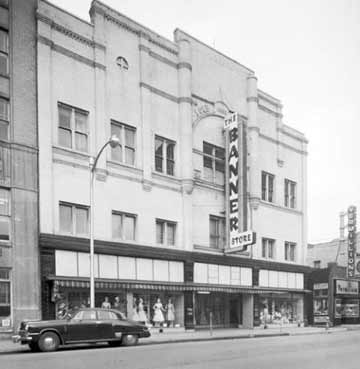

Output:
xmin=137 ymin=297 xmax=148 ymax=324
xmin=132 ymin=297 xmax=140 ymax=321
xmin=153 ymin=297 xmax=165 ymax=327
xmin=101 ymin=296 xmax=111 ymax=309
xmin=166 ymin=298 xmax=175 ymax=327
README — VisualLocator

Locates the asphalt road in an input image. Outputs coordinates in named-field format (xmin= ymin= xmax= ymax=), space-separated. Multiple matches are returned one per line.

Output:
xmin=1 ymin=330 xmax=360 ymax=369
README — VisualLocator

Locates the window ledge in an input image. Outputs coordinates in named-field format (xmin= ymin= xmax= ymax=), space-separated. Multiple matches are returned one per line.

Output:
xmin=53 ymin=145 xmax=90 ymax=161
xmin=259 ymin=200 xmax=302 ymax=215
xmin=194 ymin=178 xmax=224 ymax=192
xmin=0 ymin=240 xmax=11 ymax=247
xmin=194 ymin=244 xmax=224 ymax=253
xmin=107 ymin=160 xmax=142 ymax=175
xmin=152 ymin=171 xmax=181 ymax=185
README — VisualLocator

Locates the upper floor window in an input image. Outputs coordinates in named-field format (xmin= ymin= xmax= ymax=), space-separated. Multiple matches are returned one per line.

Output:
xmin=110 ymin=121 xmax=136 ymax=166
xmin=0 ymin=188 xmax=10 ymax=241
xmin=156 ymin=219 xmax=176 ymax=246
xmin=112 ymin=211 xmax=136 ymax=241
xmin=58 ymin=103 xmax=89 ymax=152
xmin=209 ymin=215 xmax=225 ymax=249
xmin=0 ymin=98 xmax=9 ymax=141
xmin=0 ymin=268 xmax=10 ymax=325
xmin=155 ymin=136 xmax=175 ymax=176
xmin=203 ymin=142 xmax=225 ymax=185
xmin=285 ymin=241 xmax=296 ymax=262
xmin=59 ymin=202 xmax=89 ymax=236
xmin=262 ymin=238 xmax=275 ymax=259
xmin=284 ymin=179 xmax=297 ymax=209
xmin=0 ymin=30 xmax=9 ymax=75
xmin=261 ymin=171 xmax=274 ymax=203
xmin=313 ymin=260 xmax=321 ymax=269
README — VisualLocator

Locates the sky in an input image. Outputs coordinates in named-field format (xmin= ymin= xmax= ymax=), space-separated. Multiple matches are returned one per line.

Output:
xmin=51 ymin=0 xmax=360 ymax=243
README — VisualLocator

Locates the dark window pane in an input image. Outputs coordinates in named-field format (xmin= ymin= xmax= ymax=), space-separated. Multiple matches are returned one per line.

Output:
xmin=125 ymin=127 xmax=135 ymax=148
xmin=155 ymin=157 xmax=163 ymax=172
xmin=166 ymin=142 xmax=174 ymax=160
xmin=167 ymin=223 xmax=176 ymax=245
xmin=75 ymin=111 xmax=87 ymax=133
xmin=59 ymin=204 xmax=72 ymax=233
xmin=0 ymin=269 xmax=9 ymax=279
xmin=124 ymin=215 xmax=135 ymax=240
xmin=58 ymin=105 xmax=71 ymax=129
xmin=156 ymin=221 xmax=164 ymax=244
xmin=0 ymin=281 xmax=10 ymax=304
xmin=112 ymin=145 xmax=122 ymax=162
xmin=215 ymin=147 xmax=225 ymax=159
xmin=58 ymin=128 xmax=72 ymax=148
xmin=0 ymin=54 xmax=8 ymax=75
xmin=215 ymin=160 xmax=224 ymax=173
xmin=203 ymin=142 xmax=213 ymax=155
xmin=0 ymin=217 xmax=9 ymax=240
xmin=75 ymin=132 xmax=88 ymax=152
xmin=76 ymin=207 xmax=88 ymax=235
xmin=155 ymin=138 xmax=163 ymax=172
xmin=112 ymin=213 xmax=122 ymax=239
xmin=203 ymin=156 xmax=212 ymax=169
xmin=125 ymin=147 xmax=135 ymax=165
xmin=0 ymin=31 xmax=8 ymax=54
xmin=166 ymin=159 xmax=174 ymax=176
xmin=0 ymin=188 xmax=9 ymax=215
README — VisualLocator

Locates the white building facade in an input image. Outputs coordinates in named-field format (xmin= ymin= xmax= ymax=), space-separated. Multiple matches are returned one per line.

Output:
xmin=37 ymin=0 xmax=310 ymax=329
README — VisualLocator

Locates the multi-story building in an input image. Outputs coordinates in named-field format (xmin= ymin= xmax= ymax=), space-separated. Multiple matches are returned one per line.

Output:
xmin=37 ymin=0 xmax=310 ymax=329
xmin=0 ymin=0 xmax=40 ymax=334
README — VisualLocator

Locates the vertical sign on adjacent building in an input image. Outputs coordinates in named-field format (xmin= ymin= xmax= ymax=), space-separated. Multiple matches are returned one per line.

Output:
xmin=347 ymin=205 xmax=357 ymax=278
xmin=224 ymin=113 xmax=255 ymax=254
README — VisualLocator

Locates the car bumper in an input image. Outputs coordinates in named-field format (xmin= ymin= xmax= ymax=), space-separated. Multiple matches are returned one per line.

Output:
xmin=141 ymin=330 xmax=151 ymax=338
xmin=12 ymin=334 xmax=33 ymax=344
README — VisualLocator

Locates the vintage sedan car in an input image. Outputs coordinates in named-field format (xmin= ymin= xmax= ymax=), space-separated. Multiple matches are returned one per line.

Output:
xmin=12 ymin=308 xmax=150 ymax=352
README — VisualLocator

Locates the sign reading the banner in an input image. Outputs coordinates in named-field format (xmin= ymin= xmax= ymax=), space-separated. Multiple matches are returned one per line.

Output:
xmin=335 ymin=279 xmax=359 ymax=295
xmin=224 ymin=113 xmax=255 ymax=254
xmin=347 ymin=206 xmax=357 ymax=278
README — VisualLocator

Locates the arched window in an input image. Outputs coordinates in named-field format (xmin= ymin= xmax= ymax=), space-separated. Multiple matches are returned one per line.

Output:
xmin=116 ymin=56 xmax=129 ymax=70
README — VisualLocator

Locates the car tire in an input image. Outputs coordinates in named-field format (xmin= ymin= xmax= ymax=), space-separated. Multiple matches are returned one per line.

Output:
xmin=38 ymin=331 xmax=60 ymax=352
xmin=121 ymin=334 xmax=138 ymax=346
xmin=28 ymin=342 xmax=39 ymax=352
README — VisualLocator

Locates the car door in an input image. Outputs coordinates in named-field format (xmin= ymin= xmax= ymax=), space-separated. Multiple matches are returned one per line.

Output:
xmin=96 ymin=310 xmax=116 ymax=340
xmin=65 ymin=310 xmax=101 ymax=342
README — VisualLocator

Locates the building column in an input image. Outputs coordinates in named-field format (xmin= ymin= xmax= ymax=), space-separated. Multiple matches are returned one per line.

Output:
xmin=242 ymin=294 xmax=254 ymax=329
xmin=177 ymin=36 xmax=193 ymax=251
xmin=247 ymin=75 xmax=260 ymax=220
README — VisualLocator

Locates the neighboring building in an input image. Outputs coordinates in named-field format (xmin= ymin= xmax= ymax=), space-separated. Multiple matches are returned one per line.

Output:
xmin=0 ymin=0 xmax=40 ymax=334
xmin=310 ymin=263 xmax=360 ymax=325
xmin=307 ymin=233 xmax=360 ymax=269
xmin=37 ymin=0 xmax=310 ymax=329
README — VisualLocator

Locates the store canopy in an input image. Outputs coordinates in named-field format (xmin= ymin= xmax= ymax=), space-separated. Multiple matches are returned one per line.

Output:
xmin=47 ymin=276 xmax=311 ymax=294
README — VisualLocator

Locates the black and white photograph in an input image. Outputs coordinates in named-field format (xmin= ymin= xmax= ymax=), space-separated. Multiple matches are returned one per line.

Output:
xmin=0 ymin=0 xmax=359 ymax=368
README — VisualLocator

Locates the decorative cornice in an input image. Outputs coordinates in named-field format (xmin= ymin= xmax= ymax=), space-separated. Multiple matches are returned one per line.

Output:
xmin=247 ymin=126 xmax=260 ymax=133
xmin=278 ymin=127 xmax=308 ymax=144
xmin=259 ymin=199 xmax=303 ymax=216
xmin=37 ymin=13 xmax=105 ymax=50
xmin=258 ymin=104 xmax=283 ymax=119
xmin=140 ymin=82 xmax=178 ymax=104
xmin=38 ymin=36 xmax=106 ymax=71
xmin=104 ymin=13 xmax=178 ymax=56
xmin=259 ymin=133 xmax=308 ymax=156
xmin=178 ymin=97 xmax=192 ymax=104
xmin=191 ymin=94 xmax=214 ymax=106
xmin=258 ymin=89 xmax=282 ymax=108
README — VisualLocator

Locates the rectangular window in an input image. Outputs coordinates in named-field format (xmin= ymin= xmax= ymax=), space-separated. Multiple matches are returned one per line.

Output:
xmin=0 ymin=30 xmax=9 ymax=76
xmin=313 ymin=260 xmax=321 ymax=269
xmin=155 ymin=136 xmax=175 ymax=176
xmin=156 ymin=219 xmax=176 ymax=246
xmin=203 ymin=141 xmax=225 ymax=185
xmin=0 ymin=268 xmax=10 ymax=325
xmin=0 ymin=98 xmax=9 ymax=141
xmin=261 ymin=238 xmax=275 ymax=259
xmin=59 ymin=202 xmax=89 ymax=236
xmin=285 ymin=241 xmax=296 ymax=262
xmin=0 ymin=188 xmax=10 ymax=241
xmin=112 ymin=211 xmax=136 ymax=241
xmin=261 ymin=171 xmax=275 ymax=203
xmin=209 ymin=215 xmax=225 ymax=249
xmin=284 ymin=179 xmax=297 ymax=209
xmin=58 ymin=103 xmax=89 ymax=152
xmin=110 ymin=121 xmax=136 ymax=165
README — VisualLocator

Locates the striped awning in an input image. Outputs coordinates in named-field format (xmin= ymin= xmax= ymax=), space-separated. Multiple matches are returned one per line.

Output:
xmin=48 ymin=276 xmax=310 ymax=294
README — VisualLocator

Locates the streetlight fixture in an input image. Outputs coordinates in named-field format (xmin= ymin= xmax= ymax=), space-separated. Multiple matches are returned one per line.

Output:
xmin=89 ymin=135 xmax=120 ymax=308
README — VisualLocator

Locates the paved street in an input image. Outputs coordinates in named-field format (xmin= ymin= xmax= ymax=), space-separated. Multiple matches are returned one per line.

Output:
xmin=1 ymin=330 xmax=360 ymax=369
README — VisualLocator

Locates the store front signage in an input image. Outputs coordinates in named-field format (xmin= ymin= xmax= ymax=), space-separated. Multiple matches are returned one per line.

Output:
xmin=335 ymin=279 xmax=359 ymax=295
xmin=224 ymin=113 xmax=255 ymax=254
xmin=347 ymin=205 xmax=357 ymax=278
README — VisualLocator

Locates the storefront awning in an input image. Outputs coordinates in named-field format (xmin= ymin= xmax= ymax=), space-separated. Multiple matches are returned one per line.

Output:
xmin=48 ymin=276 xmax=311 ymax=294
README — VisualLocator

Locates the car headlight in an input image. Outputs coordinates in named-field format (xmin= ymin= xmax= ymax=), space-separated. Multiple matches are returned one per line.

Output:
xmin=24 ymin=324 xmax=29 ymax=331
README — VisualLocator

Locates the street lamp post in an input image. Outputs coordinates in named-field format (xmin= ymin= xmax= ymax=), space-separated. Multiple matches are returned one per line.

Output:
xmin=89 ymin=135 xmax=120 ymax=308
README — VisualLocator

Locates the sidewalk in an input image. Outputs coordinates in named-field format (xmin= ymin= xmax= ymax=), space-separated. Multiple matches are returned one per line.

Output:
xmin=0 ymin=325 xmax=358 ymax=354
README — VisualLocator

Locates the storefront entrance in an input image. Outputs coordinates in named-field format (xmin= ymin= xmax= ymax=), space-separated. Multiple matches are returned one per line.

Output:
xmin=194 ymin=292 xmax=242 ymax=328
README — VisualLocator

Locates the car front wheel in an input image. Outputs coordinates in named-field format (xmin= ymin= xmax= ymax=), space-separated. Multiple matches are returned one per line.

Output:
xmin=121 ymin=334 xmax=138 ymax=346
xmin=38 ymin=332 xmax=60 ymax=352
xmin=28 ymin=342 xmax=39 ymax=352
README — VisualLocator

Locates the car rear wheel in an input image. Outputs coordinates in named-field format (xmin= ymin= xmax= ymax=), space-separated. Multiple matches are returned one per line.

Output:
xmin=121 ymin=334 xmax=139 ymax=346
xmin=38 ymin=332 xmax=60 ymax=352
